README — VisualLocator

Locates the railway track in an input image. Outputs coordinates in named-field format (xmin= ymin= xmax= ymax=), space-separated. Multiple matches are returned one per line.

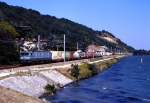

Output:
xmin=0 ymin=55 xmax=118 ymax=73
xmin=0 ymin=65 xmax=21 ymax=70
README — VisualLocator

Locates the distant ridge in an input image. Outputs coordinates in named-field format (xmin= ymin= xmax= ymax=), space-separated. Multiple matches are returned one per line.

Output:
xmin=0 ymin=2 xmax=134 ymax=51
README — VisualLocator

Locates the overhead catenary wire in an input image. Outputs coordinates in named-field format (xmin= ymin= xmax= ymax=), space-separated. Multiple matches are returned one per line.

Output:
xmin=0 ymin=39 xmax=16 ymax=43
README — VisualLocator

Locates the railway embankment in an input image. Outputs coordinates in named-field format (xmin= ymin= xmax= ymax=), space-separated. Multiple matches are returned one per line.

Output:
xmin=0 ymin=86 xmax=45 ymax=103
xmin=0 ymin=55 xmax=125 ymax=103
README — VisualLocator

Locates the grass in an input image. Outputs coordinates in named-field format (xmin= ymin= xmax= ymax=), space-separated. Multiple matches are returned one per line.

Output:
xmin=79 ymin=63 xmax=92 ymax=79
xmin=69 ymin=58 xmax=118 ymax=80
xmin=95 ymin=59 xmax=117 ymax=72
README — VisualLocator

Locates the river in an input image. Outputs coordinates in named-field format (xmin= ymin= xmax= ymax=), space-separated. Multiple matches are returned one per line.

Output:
xmin=43 ymin=56 xmax=150 ymax=103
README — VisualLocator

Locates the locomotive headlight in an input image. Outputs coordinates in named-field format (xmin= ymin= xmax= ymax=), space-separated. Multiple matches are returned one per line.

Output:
xmin=20 ymin=56 xmax=30 ymax=60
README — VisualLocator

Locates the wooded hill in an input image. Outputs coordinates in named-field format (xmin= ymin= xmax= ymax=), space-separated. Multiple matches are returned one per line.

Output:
xmin=0 ymin=2 xmax=134 ymax=51
xmin=0 ymin=2 xmax=134 ymax=64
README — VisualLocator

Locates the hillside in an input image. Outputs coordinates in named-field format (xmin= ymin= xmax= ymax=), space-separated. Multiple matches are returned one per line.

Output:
xmin=0 ymin=2 xmax=134 ymax=51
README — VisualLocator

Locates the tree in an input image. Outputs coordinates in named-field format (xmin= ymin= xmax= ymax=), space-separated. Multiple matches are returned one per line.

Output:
xmin=0 ymin=2 xmax=135 ymax=52
xmin=0 ymin=41 xmax=19 ymax=64
xmin=0 ymin=21 xmax=19 ymax=64
xmin=0 ymin=21 xmax=19 ymax=39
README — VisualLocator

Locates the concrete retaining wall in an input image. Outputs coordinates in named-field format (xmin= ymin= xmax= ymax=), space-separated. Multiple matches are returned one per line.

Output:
xmin=0 ymin=55 xmax=125 ymax=98
xmin=0 ymin=70 xmax=73 ymax=97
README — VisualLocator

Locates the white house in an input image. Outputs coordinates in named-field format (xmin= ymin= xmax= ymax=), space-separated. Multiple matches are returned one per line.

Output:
xmin=86 ymin=45 xmax=111 ymax=56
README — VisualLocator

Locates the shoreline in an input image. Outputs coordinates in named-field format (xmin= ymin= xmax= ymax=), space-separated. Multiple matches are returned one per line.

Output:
xmin=0 ymin=55 xmax=126 ymax=103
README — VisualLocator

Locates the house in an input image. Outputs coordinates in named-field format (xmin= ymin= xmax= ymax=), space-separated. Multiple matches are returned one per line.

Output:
xmin=96 ymin=46 xmax=108 ymax=56
xmin=86 ymin=44 xmax=97 ymax=53
xmin=86 ymin=44 xmax=111 ymax=56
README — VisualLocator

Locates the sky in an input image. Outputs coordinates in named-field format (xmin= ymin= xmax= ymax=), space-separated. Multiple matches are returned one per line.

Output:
xmin=1 ymin=0 xmax=150 ymax=50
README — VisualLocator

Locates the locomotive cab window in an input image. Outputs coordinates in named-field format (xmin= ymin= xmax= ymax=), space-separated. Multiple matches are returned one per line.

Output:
xmin=21 ymin=53 xmax=29 ymax=56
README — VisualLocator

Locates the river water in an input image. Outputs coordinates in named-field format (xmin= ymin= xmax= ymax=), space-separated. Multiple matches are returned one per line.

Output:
xmin=43 ymin=56 xmax=150 ymax=103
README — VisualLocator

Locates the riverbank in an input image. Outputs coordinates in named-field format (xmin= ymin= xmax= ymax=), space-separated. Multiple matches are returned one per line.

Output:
xmin=0 ymin=55 xmax=125 ymax=103
xmin=45 ymin=56 xmax=150 ymax=103
xmin=0 ymin=86 xmax=45 ymax=103
xmin=57 ymin=57 xmax=118 ymax=81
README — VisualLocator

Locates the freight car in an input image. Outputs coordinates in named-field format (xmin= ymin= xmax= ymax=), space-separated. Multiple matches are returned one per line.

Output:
xmin=50 ymin=51 xmax=64 ymax=62
xmin=20 ymin=50 xmax=104 ymax=64
xmin=50 ymin=51 xmax=72 ymax=62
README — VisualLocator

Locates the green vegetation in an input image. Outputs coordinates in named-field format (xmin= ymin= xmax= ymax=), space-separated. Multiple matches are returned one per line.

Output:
xmin=0 ymin=21 xmax=19 ymax=65
xmin=70 ymin=64 xmax=80 ymax=80
xmin=70 ymin=59 xmax=118 ymax=80
xmin=44 ymin=84 xmax=56 ymax=95
xmin=0 ymin=2 xmax=134 ymax=64
xmin=78 ymin=63 xmax=93 ymax=79
xmin=0 ymin=21 xmax=19 ymax=39
xmin=0 ymin=41 xmax=19 ymax=64
xmin=0 ymin=2 xmax=134 ymax=52
xmin=95 ymin=59 xmax=117 ymax=72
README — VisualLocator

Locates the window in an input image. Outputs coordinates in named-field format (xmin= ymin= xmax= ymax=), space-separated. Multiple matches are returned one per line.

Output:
xmin=20 ymin=53 xmax=29 ymax=56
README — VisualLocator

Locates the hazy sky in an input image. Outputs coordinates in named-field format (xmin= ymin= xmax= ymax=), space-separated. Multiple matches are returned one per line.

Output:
xmin=1 ymin=0 xmax=150 ymax=50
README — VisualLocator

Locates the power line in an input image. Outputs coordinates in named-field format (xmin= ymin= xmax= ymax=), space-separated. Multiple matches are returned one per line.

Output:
xmin=0 ymin=39 xmax=16 ymax=43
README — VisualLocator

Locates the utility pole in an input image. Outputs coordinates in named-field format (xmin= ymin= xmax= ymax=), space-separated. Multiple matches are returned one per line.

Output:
xmin=64 ymin=34 xmax=66 ymax=62
xmin=77 ymin=42 xmax=79 ymax=51
xmin=37 ymin=35 xmax=40 ymax=51
xmin=56 ymin=45 xmax=59 ymax=51
xmin=93 ymin=49 xmax=95 ymax=58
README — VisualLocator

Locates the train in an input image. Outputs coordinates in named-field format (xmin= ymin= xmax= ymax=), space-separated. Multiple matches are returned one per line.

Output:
xmin=20 ymin=50 xmax=111 ymax=63
xmin=20 ymin=51 xmax=52 ymax=63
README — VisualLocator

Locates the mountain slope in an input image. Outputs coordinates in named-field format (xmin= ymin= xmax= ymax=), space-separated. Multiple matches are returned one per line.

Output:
xmin=0 ymin=2 xmax=134 ymax=52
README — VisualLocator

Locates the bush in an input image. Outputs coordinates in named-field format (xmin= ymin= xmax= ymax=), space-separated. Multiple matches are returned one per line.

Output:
xmin=88 ymin=63 xmax=98 ymax=75
xmin=70 ymin=64 xmax=80 ymax=80
xmin=44 ymin=84 xmax=56 ymax=95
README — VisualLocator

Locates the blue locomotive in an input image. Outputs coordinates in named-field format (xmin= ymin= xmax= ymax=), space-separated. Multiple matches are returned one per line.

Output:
xmin=20 ymin=51 xmax=52 ymax=63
